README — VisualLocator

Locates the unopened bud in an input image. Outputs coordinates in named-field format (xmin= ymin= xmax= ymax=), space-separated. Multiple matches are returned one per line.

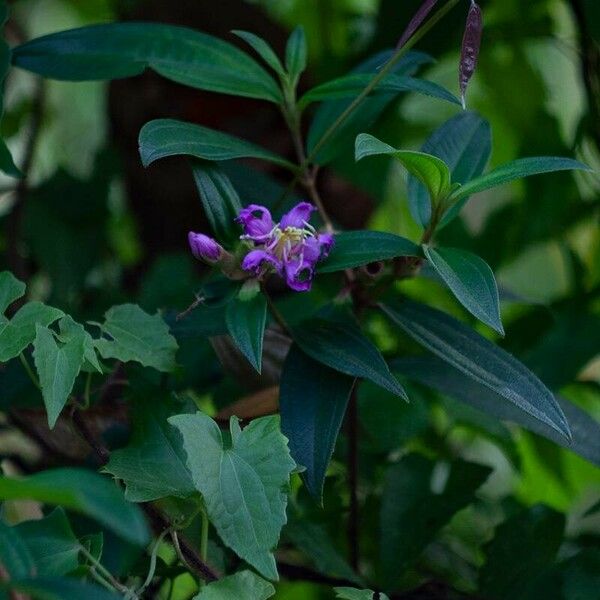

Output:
xmin=188 ymin=232 xmax=223 ymax=263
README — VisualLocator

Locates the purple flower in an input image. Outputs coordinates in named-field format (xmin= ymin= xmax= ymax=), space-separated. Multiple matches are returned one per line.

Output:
xmin=188 ymin=232 xmax=223 ymax=262
xmin=237 ymin=202 xmax=334 ymax=292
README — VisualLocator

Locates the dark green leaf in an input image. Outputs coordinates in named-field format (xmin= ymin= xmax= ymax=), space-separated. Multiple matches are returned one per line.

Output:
xmin=0 ymin=468 xmax=150 ymax=546
xmin=104 ymin=397 xmax=195 ymax=502
xmin=169 ymin=414 xmax=295 ymax=580
xmin=280 ymin=344 xmax=355 ymax=500
xmin=94 ymin=303 xmax=178 ymax=372
xmin=193 ymin=570 xmax=275 ymax=599
xmin=299 ymin=73 xmax=460 ymax=107
xmin=395 ymin=357 xmax=600 ymax=467
xmin=355 ymin=134 xmax=452 ymax=202
xmin=381 ymin=299 xmax=571 ymax=440
xmin=285 ymin=26 xmax=307 ymax=84
xmin=191 ymin=161 xmax=242 ymax=244
xmin=423 ymin=245 xmax=504 ymax=334
xmin=0 ymin=271 xmax=25 ymax=314
xmin=232 ymin=30 xmax=285 ymax=77
xmin=407 ymin=111 xmax=491 ymax=227
xmin=0 ymin=140 xmax=20 ymax=178
xmin=319 ymin=231 xmax=419 ymax=273
xmin=480 ymin=505 xmax=565 ymax=600
xmin=0 ymin=522 xmax=36 ymax=579
xmin=139 ymin=119 xmax=296 ymax=171
xmin=292 ymin=316 xmax=407 ymax=399
xmin=380 ymin=454 xmax=490 ymax=588
xmin=12 ymin=23 xmax=281 ymax=102
xmin=7 ymin=578 xmax=120 ymax=600
xmin=335 ymin=589 xmax=389 ymax=600
xmin=225 ymin=292 xmax=267 ymax=373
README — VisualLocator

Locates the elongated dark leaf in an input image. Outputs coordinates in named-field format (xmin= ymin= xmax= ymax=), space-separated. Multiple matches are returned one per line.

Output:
xmin=280 ymin=345 xmax=355 ymax=500
xmin=299 ymin=74 xmax=460 ymax=107
xmin=459 ymin=1 xmax=483 ymax=109
xmin=396 ymin=0 xmax=439 ymax=49
xmin=292 ymin=316 xmax=407 ymax=399
xmin=12 ymin=23 xmax=281 ymax=102
xmin=139 ymin=119 xmax=296 ymax=171
xmin=423 ymin=245 xmax=503 ymax=334
xmin=408 ymin=111 xmax=491 ymax=227
xmin=319 ymin=230 xmax=419 ymax=273
xmin=225 ymin=292 xmax=267 ymax=373
xmin=381 ymin=299 xmax=571 ymax=439
xmin=285 ymin=26 xmax=307 ymax=85
xmin=6 ymin=578 xmax=120 ymax=600
xmin=191 ymin=161 xmax=242 ymax=243
xmin=232 ymin=30 xmax=285 ymax=77
xmin=395 ymin=356 xmax=600 ymax=467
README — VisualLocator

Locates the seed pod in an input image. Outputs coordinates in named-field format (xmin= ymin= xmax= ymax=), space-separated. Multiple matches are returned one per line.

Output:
xmin=396 ymin=0 xmax=439 ymax=50
xmin=459 ymin=0 xmax=483 ymax=109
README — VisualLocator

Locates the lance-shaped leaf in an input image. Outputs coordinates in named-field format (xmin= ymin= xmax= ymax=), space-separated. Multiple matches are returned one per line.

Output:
xmin=423 ymin=245 xmax=503 ymax=334
xmin=356 ymin=133 xmax=452 ymax=203
xmin=0 ymin=468 xmax=150 ymax=546
xmin=459 ymin=1 xmax=483 ymax=109
xmin=408 ymin=111 xmax=491 ymax=227
xmin=194 ymin=570 xmax=275 ymax=600
xmin=104 ymin=398 xmax=195 ymax=502
xmin=33 ymin=322 xmax=86 ymax=428
xmin=12 ymin=23 xmax=281 ymax=102
xmin=292 ymin=316 xmax=407 ymax=399
xmin=169 ymin=413 xmax=295 ymax=580
xmin=225 ymin=291 xmax=267 ymax=373
xmin=299 ymin=74 xmax=460 ymax=107
xmin=396 ymin=0 xmax=439 ymax=49
xmin=191 ymin=161 xmax=242 ymax=244
xmin=94 ymin=303 xmax=178 ymax=372
xmin=381 ymin=299 xmax=571 ymax=440
xmin=319 ymin=230 xmax=419 ymax=273
xmin=280 ymin=344 xmax=355 ymax=500
xmin=285 ymin=26 xmax=307 ymax=85
xmin=232 ymin=31 xmax=285 ymax=77
xmin=448 ymin=156 xmax=591 ymax=204
xmin=0 ymin=271 xmax=26 ymax=313
xmin=139 ymin=119 xmax=296 ymax=171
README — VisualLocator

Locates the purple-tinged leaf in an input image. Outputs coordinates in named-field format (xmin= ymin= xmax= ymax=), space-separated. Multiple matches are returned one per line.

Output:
xmin=396 ymin=0 xmax=439 ymax=50
xmin=459 ymin=1 xmax=483 ymax=109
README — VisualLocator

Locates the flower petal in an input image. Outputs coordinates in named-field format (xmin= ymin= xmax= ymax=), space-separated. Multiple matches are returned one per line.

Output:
xmin=236 ymin=204 xmax=275 ymax=241
xmin=284 ymin=257 xmax=315 ymax=292
xmin=241 ymin=249 xmax=281 ymax=275
xmin=280 ymin=201 xmax=316 ymax=229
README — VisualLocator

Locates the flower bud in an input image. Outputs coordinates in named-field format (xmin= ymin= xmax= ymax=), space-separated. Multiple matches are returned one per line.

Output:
xmin=188 ymin=232 xmax=223 ymax=263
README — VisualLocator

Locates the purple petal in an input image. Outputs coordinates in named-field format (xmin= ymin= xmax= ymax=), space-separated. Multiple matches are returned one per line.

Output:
xmin=236 ymin=204 xmax=275 ymax=241
xmin=318 ymin=233 xmax=335 ymax=258
xmin=284 ymin=257 xmax=315 ymax=292
xmin=459 ymin=1 xmax=483 ymax=109
xmin=279 ymin=201 xmax=316 ymax=229
xmin=241 ymin=249 xmax=281 ymax=275
xmin=301 ymin=233 xmax=335 ymax=264
xmin=397 ymin=0 xmax=439 ymax=50
xmin=188 ymin=232 xmax=222 ymax=262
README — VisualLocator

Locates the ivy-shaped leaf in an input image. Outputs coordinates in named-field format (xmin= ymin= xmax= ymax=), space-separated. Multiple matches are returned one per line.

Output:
xmin=193 ymin=570 xmax=275 ymax=600
xmin=94 ymin=304 xmax=178 ymax=372
xmin=0 ymin=271 xmax=26 ymax=313
xmin=169 ymin=413 xmax=295 ymax=580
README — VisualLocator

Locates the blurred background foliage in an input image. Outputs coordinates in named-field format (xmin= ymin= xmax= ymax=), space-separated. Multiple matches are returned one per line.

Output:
xmin=0 ymin=0 xmax=599 ymax=598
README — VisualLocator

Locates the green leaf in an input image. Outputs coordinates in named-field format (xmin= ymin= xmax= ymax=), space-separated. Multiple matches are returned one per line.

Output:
xmin=408 ymin=111 xmax=491 ymax=227
xmin=0 ymin=521 xmax=36 ymax=579
xmin=193 ymin=570 xmax=275 ymax=599
xmin=15 ymin=508 xmax=80 ymax=577
xmin=480 ymin=505 xmax=565 ymax=600
xmin=285 ymin=26 xmax=307 ymax=84
xmin=0 ymin=468 xmax=150 ymax=546
xmin=0 ymin=302 xmax=63 ymax=362
xmin=139 ymin=119 xmax=296 ymax=171
xmin=104 ymin=397 xmax=195 ymax=502
xmin=12 ymin=23 xmax=281 ymax=102
xmin=0 ymin=271 xmax=26 ymax=313
xmin=225 ymin=292 xmax=267 ymax=373
xmin=423 ymin=245 xmax=504 ymax=334
xmin=232 ymin=31 xmax=285 ymax=77
xmin=169 ymin=414 xmax=295 ymax=580
xmin=299 ymin=73 xmax=460 ymax=107
xmin=381 ymin=299 xmax=571 ymax=440
xmin=448 ymin=156 xmax=591 ymax=204
xmin=292 ymin=316 xmax=407 ymax=399
xmin=355 ymin=134 xmax=452 ymax=202
xmin=0 ymin=139 xmax=21 ymax=178
xmin=319 ymin=231 xmax=419 ymax=273
xmin=58 ymin=316 xmax=102 ymax=374
xmin=334 ymin=588 xmax=389 ymax=600
xmin=280 ymin=345 xmax=355 ymax=500
xmin=7 ymin=578 xmax=120 ymax=600
xmin=94 ymin=303 xmax=178 ymax=372
xmin=395 ymin=357 xmax=600 ymax=467
xmin=380 ymin=454 xmax=491 ymax=588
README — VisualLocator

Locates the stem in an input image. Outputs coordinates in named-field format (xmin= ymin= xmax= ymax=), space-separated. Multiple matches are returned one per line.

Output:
xmin=305 ymin=0 xmax=461 ymax=166
xmin=80 ymin=545 xmax=136 ymax=598
xmin=19 ymin=353 xmax=40 ymax=390
xmin=200 ymin=509 xmax=209 ymax=562
xmin=137 ymin=529 xmax=169 ymax=596
xmin=347 ymin=385 xmax=359 ymax=573
xmin=262 ymin=286 xmax=293 ymax=336
xmin=83 ymin=372 xmax=92 ymax=409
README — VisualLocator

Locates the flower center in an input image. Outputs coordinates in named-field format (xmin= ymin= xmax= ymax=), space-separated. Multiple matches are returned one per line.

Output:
xmin=270 ymin=226 xmax=311 ymax=260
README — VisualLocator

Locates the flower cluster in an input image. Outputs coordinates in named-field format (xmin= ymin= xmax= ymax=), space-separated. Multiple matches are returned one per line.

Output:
xmin=188 ymin=202 xmax=333 ymax=292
